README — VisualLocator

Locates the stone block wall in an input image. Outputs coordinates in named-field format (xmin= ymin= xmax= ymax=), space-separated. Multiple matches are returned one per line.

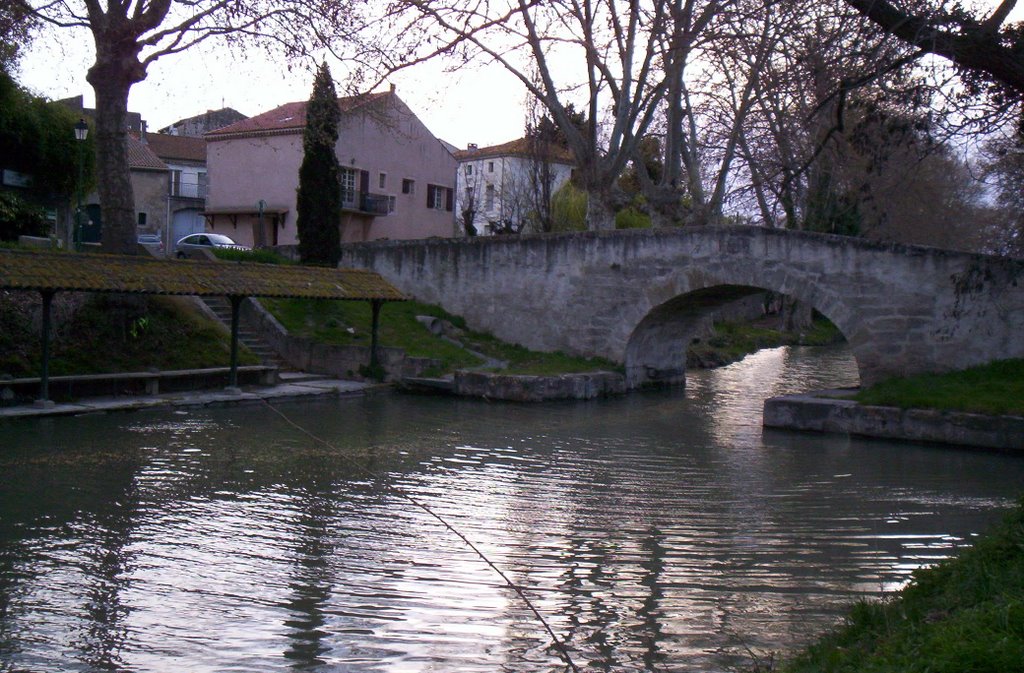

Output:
xmin=453 ymin=370 xmax=625 ymax=402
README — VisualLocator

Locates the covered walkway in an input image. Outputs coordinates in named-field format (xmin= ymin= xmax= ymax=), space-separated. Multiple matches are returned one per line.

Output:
xmin=0 ymin=248 xmax=406 ymax=407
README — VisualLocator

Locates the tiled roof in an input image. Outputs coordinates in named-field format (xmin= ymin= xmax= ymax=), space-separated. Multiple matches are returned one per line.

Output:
xmin=126 ymin=135 xmax=168 ymax=171
xmin=0 ymin=249 xmax=406 ymax=301
xmin=453 ymin=137 xmax=575 ymax=164
xmin=145 ymin=133 xmax=206 ymax=163
xmin=206 ymin=92 xmax=392 ymax=139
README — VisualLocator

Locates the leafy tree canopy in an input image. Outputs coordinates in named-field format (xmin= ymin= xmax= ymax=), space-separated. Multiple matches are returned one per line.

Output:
xmin=0 ymin=2 xmax=35 ymax=72
xmin=0 ymin=69 xmax=94 ymax=203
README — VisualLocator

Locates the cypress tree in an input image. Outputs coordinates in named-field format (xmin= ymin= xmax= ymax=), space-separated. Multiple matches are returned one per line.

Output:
xmin=296 ymin=62 xmax=342 ymax=266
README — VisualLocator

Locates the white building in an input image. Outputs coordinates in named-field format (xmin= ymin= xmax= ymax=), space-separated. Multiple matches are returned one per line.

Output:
xmin=453 ymin=138 xmax=574 ymax=236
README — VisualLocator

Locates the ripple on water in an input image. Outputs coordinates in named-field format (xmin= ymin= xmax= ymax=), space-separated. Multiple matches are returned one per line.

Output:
xmin=1 ymin=345 xmax=1022 ymax=672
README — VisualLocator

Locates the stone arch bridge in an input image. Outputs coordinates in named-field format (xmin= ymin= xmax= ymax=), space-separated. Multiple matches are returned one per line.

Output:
xmin=336 ymin=227 xmax=1024 ymax=388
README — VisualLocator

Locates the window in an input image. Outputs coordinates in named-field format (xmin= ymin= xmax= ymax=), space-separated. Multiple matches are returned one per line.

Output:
xmin=341 ymin=167 xmax=357 ymax=193
xmin=387 ymin=195 xmax=396 ymax=213
xmin=426 ymin=184 xmax=453 ymax=211
xmin=488 ymin=161 xmax=495 ymax=173
xmin=137 ymin=212 xmax=147 ymax=227
xmin=485 ymin=184 xmax=495 ymax=210
xmin=465 ymin=164 xmax=473 ymax=176
xmin=340 ymin=168 xmax=358 ymax=209
xmin=379 ymin=172 xmax=387 ymax=189
xmin=402 ymin=178 xmax=415 ymax=194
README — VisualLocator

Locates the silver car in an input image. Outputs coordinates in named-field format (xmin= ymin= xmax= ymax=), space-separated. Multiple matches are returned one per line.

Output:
xmin=137 ymin=233 xmax=165 ymax=255
xmin=174 ymin=233 xmax=248 ymax=258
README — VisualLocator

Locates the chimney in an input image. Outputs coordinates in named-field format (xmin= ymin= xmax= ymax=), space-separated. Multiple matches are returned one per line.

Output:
xmin=468 ymin=143 xmax=478 ymax=150
xmin=389 ymin=83 xmax=396 ymax=93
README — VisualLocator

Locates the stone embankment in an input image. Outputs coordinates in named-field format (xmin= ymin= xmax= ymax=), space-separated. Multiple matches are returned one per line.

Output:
xmin=763 ymin=390 xmax=1024 ymax=451
xmin=451 ymin=370 xmax=625 ymax=402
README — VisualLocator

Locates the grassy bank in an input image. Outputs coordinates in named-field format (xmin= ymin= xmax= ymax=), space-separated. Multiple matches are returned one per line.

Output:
xmin=776 ymin=497 xmax=1024 ymax=673
xmin=687 ymin=315 xmax=844 ymax=369
xmin=854 ymin=359 xmax=1024 ymax=416
xmin=261 ymin=297 xmax=619 ymax=377
xmin=0 ymin=292 xmax=254 ymax=377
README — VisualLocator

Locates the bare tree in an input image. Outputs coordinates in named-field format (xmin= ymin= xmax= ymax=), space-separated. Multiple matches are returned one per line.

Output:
xmin=348 ymin=0 xmax=750 ymax=230
xmin=457 ymin=159 xmax=486 ymax=236
xmin=18 ymin=0 xmax=353 ymax=254
xmin=729 ymin=0 xmax=932 ymax=230
xmin=844 ymin=0 xmax=1024 ymax=97
xmin=980 ymin=125 xmax=1024 ymax=256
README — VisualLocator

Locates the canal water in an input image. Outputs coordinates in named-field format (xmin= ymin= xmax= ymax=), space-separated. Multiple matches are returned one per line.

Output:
xmin=1 ymin=346 xmax=1022 ymax=672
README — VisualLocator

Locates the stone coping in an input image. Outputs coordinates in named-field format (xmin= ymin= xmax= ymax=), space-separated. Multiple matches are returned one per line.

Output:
xmin=763 ymin=389 xmax=1024 ymax=452
xmin=0 ymin=378 xmax=382 ymax=421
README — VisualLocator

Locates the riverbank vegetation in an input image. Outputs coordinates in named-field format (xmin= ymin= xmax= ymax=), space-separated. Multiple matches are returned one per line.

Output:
xmin=261 ymin=297 xmax=619 ymax=376
xmin=687 ymin=314 xmax=844 ymax=369
xmin=854 ymin=359 xmax=1024 ymax=416
xmin=770 ymin=497 xmax=1024 ymax=673
xmin=0 ymin=292 xmax=253 ymax=377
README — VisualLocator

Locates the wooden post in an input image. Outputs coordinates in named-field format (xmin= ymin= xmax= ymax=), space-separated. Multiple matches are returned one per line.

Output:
xmin=228 ymin=295 xmax=243 ymax=391
xmin=370 ymin=299 xmax=382 ymax=372
xmin=35 ymin=289 xmax=56 ymax=408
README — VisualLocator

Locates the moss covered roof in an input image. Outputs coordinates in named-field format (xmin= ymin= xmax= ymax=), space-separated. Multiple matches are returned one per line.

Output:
xmin=0 ymin=248 xmax=406 ymax=301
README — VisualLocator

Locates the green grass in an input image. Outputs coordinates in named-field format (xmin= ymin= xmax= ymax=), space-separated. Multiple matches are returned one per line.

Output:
xmin=777 ymin=497 xmax=1024 ymax=673
xmin=263 ymin=298 xmax=483 ymax=372
xmin=456 ymin=330 xmax=621 ymax=376
xmin=0 ymin=294 xmax=256 ymax=377
xmin=262 ymin=297 xmax=621 ymax=377
xmin=212 ymin=247 xmax=293 ymax=264
xmin=855 ymin=359 xmax=1024 ymax=416
xmin=688 ymin=315 xmax=844 ymax=368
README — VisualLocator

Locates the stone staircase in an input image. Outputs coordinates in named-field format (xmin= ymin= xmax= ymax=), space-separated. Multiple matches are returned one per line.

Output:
xmin=201 ymin=296 xmax=289 ymax=369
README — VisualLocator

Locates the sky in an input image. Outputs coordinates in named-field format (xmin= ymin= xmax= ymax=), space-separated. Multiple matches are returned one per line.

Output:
xmin=15 ymin=23 xmax=531 ymax=150
xmin=15 ymin=1 xmax=1023 ymax=151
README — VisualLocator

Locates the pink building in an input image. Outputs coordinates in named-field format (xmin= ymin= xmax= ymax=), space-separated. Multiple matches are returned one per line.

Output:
xmin=204 ymin=89 xmax=457 ymax=247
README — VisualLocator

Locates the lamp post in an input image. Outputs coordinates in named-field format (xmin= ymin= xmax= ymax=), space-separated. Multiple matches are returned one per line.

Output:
xmin=73 ymin=118 xmax=88 ymax=251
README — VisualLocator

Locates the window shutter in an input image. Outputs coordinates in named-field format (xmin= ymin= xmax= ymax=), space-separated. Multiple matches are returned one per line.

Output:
xmin=426 ymin=185 xmax=435 ymax=209
xmin=445 ymin=188 xmax=453 ymax=212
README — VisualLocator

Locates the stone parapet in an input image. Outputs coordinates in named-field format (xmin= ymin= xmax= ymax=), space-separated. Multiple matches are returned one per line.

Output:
xmin=763 ymin=390 xmax=1024 ymax=451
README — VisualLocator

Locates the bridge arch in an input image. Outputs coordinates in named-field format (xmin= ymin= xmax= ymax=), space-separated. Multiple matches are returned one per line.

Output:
xmin=623 ymin=279 xmax=857 ymax=388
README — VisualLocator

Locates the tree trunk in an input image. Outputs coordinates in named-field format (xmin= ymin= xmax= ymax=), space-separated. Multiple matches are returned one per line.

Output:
xmin=88 ymin=64 xmax=143 ymax=255
xmin=780 ymin=297 xmax=814 ymax=332
xmin=585 ymin=193 xmax=616 ymax=230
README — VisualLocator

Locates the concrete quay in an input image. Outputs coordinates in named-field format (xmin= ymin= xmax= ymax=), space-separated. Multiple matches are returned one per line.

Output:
xmin=763 ymin=389 xmax=1024 ymax=451
xmin=0 ymin=372 xmax=381 ymax=421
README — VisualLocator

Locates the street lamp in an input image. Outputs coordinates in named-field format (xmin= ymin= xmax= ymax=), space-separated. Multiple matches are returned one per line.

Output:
xmin=73 ymin=118 xmax=88 ymax=251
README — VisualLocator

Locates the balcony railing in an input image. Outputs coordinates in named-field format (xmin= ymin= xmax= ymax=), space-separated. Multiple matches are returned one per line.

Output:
xmin=169 ymin=179 xmax=208 ymax=199
xmin=341 ymin=189 xmax=391 ymax=216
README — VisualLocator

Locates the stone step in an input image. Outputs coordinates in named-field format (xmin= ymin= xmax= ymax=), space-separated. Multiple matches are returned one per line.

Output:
xmin=278 ymin=371 xmax=328 ymax=384
xmin=200 ymin=297 xmax=290 ymax=370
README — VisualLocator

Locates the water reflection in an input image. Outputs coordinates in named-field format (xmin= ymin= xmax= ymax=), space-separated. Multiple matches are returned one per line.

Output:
xmin=1 ymin=345 xmax=1022 ymax=672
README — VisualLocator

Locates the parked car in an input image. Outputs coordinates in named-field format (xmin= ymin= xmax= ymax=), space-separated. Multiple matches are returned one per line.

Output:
xmin=174 ymin=233 xmax=248 ymax=258
xmin=137 ymin=233 xmax=164 ymax=255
